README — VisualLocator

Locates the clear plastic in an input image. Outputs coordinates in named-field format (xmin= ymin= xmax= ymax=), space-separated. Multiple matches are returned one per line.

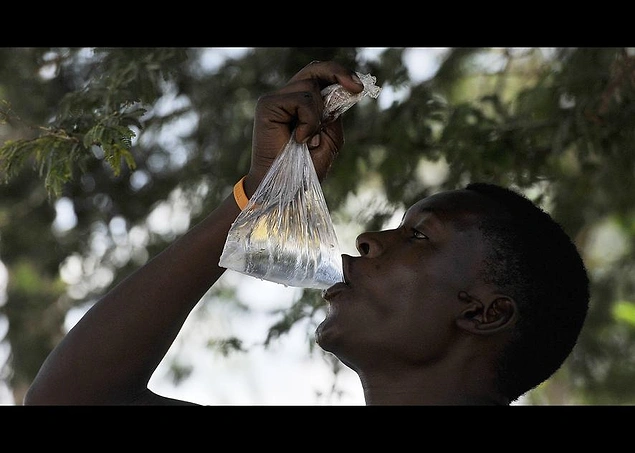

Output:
xmin=219 ymin=72 xmax=381 ymax=289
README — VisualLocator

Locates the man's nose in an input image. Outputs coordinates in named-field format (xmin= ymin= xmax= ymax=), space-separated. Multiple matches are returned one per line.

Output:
xmin=355 ymin=230 xmax=391 ymax=257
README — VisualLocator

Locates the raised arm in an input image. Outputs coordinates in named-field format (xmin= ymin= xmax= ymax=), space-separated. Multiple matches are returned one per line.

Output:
xmin=23 ymin=61 xmax=363 ymax=405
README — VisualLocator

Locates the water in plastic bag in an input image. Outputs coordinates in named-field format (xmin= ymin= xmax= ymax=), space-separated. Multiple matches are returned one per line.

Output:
xmin=219 ymin=72 xmax=381 ymax=289
xmin=219 ymin=139 xmax=343 ymax=289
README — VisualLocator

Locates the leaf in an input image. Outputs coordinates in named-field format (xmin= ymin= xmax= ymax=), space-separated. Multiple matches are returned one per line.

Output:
xmin=612 ymin=301 xmax=635 ymax=327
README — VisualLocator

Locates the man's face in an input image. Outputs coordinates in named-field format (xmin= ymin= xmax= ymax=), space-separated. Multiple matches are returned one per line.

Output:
xmin=316 ymin=189 xmax=495 ymax=372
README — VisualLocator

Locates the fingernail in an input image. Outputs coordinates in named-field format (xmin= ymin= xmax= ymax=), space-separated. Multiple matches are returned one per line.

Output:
xmin=351 ymin=72 xmax=363 ymax=86
xmin=308 ymin=134 xmax=321 ymax=148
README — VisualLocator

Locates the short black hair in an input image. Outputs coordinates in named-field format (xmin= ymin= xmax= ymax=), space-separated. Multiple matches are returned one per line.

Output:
xmin=465 ymin=182 xmax=589 ymax=402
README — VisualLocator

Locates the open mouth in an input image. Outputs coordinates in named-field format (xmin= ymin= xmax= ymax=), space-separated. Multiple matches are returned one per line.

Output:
xmin=341 ymin=254 xmax=351 ymax=285
xmin=322 ymin=255 xmax=351 ymax=300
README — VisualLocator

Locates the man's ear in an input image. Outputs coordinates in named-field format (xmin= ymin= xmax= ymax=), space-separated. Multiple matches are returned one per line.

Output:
xmin=456 ymin=294 xmax=517 ymax=335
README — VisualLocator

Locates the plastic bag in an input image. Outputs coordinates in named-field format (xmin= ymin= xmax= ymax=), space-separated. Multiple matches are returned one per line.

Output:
xmin=219 ymin=72 xmax=381 ymax=289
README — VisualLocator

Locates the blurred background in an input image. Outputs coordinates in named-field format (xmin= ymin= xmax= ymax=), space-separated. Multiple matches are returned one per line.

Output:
xmin=1 ymin=47 xmax=634 ymax=405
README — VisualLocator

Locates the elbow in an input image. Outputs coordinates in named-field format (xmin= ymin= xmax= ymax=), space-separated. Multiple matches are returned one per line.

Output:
xmin=23 ymin=385 xmax=43 ymax=405
xmin=23 ymin=379 xmax=55 ymax=405
xmin=24 ymin=371 xmax=75 ymax=405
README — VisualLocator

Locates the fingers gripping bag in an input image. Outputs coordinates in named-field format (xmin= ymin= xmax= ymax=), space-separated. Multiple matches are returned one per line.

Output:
xmin=219 ymin=72 xmax=381 ymax=289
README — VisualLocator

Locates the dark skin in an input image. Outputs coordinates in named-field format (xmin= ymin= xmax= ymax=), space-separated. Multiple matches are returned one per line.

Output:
xmin=318 ymin=190 xmax=517 ymax=405
xmin=25 ymin=61 xmax=517 ymax=406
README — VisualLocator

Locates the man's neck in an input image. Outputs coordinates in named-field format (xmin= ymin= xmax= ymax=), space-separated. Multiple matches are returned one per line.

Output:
xmin=358 ymin=367 xmax=509 ymax=406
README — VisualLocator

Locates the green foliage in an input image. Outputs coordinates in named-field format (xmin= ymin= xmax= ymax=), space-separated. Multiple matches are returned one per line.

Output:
xmin=613 ymin=301 xmax=635 ymax=326
xmin=0 ymin=113 xmax=140 ymax=197
xmin=207 ymin=337 xmax=246 ymax=357
xmin=1 ymin=47 xmax=635 ymax=404
xmin=264 ymin=290 xmax=326 ymax=346
xmin=0 ymin=48 xmax=188 ymax=197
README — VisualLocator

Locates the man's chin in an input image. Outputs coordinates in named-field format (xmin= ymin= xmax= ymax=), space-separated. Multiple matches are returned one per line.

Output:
xmin=315 ymin=316 xmax=338 ymax=352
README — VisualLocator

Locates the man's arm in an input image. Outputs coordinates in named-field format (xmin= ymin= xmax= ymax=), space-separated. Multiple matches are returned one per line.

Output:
xmin=24 ymin=61 xmax=363 ymax=405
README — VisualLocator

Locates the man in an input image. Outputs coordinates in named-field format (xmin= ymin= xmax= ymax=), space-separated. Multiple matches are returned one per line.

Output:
xmin=24 ymin=60 xmax=589 ymax=405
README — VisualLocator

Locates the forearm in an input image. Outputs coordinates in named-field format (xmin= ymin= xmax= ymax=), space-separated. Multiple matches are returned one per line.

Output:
xmin=25 ymin=193 xmax=241 ymax=405
xmin=24 ymin=60 xmax=363 ymax=406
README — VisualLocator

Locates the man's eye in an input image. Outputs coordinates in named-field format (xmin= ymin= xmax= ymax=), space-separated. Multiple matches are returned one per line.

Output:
xmin=411 ymin=229 xmax=428 ymax=240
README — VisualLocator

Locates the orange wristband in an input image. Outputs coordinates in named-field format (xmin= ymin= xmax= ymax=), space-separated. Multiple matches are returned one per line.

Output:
xmin=233 ymin=176 xmax=249 ymax=210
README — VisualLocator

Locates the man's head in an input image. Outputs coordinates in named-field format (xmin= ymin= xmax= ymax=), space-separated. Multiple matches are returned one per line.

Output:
xmin=317 ymin=183 xmax=589 ymax=404
xmin=463 ymin=182 xmax=589 ymax=401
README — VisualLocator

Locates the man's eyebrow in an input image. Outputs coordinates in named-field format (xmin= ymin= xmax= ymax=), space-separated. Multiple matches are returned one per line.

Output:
xmin=420 ymin=207 xmax=446 ymax=227
xmin=401 ymin=206 xmax=444 ymax=225
xmin=420 ymin=206 xmax=447 ymax=219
